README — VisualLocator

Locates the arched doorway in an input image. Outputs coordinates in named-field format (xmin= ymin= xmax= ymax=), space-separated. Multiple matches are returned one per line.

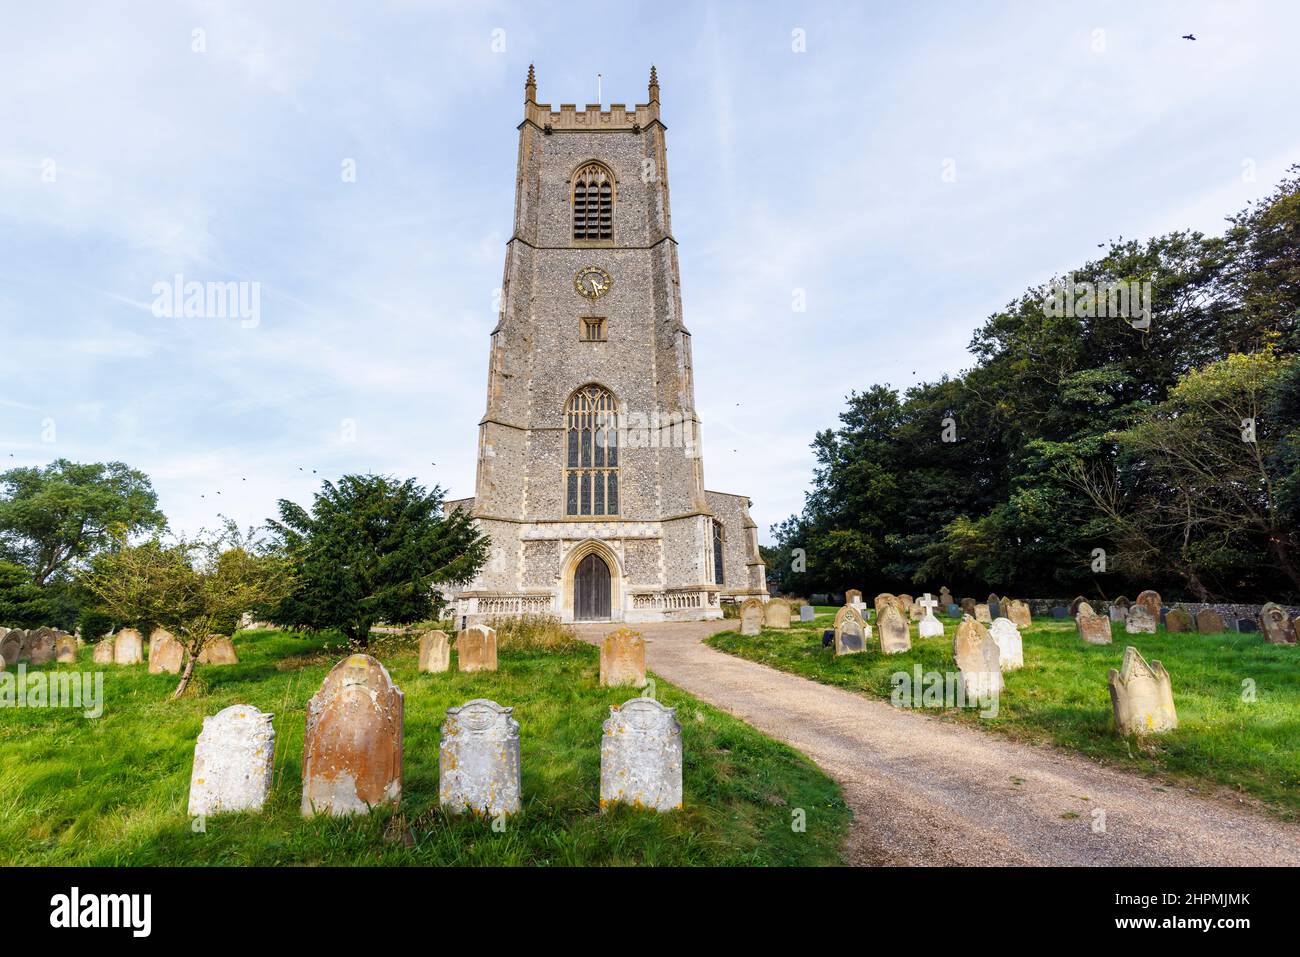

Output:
xmin=574 ymin=552 xmax=612 ymax=621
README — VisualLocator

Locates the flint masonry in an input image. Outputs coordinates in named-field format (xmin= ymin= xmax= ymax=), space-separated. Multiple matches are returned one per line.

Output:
xmin=447 ymin=66 xmax=767 ymax=624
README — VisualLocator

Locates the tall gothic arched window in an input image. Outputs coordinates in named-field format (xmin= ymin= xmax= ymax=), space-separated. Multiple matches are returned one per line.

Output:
xmin=712 ymin=520 xmax=725 ymax=585
xmin=566 ymin=385 xmax=618 ymax=516
xmin=572 ymin=162 xmax=614 ymax=241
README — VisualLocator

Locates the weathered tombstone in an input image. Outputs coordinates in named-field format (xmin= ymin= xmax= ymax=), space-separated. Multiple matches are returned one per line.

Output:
xmin=845 ymin=589 xmax=863 ymax=607
xmin=1164 ymin=605 xmax=1193 ymax=634
xmin=1073 ymin=601 xmax=1095 ymax=619
xmin=600 ymin=697 xmax=682 ymax=812
xmin=873 ymin=593 xmax=897 ymax=617
xmin=55 ymin=635 xmax=78 ymax=664
xmin=938 ymin=586 xmax=953 ymax=609
xmin=1125 ymin=606 xmax=1156 ymax=635
xmin=113 ymin=628 xmax=144 ymax=665
xmin=198 ymin=635 xmax=239 ymax=665
xmin=456 ymin=624 xmax=498 ymax=672
xmin=92 ymin=639 xmax=114 ymax=664
xmin=417 ymin=630 xmax=451 ymax=673
xmin=1237 ymin=618 xmax=1257 ymax=633
xmin=947 ymin=604 xmax=960 ymax=617
xmin=1258 ymin=602 xmax=1296 ymax=644
xmin=301 ymin=654 xmax=404 ymax=816
xmin=960 ymin=597 xmax=976 ymax=616
xmin=878 ymin=603 xmax=911 ymax=654
xmin=1108 ymin=646 xmax=1177 ymax=735
xmin=989 ymin=618 xmax=1024 ymax=670
xmin=1194 ymin=608 xmax=1224 ymax=633
xmin=739 ymin=597 xmax=764 ymax=636
xmin=953 ymin=616 xmax=1004 ymax=699
xmin=1077 ymin=607 xmax=1113 ymax=645
xmin=799 ymin=605 xmax=815 ymax=622
xmin=4 ymin=629 xmax=27 ymax=663
xmin=986 ymin=594 xmax=1000 ymax=618
xmin=1108 ymin=603 xmax=1127 ymax=622
xmin=821 ymin=629 xmax=834 ymax=648
xmin=1067 ymin=596 xmax=1090 ymax=617
xmin=439 ymin=698 xmax=521 ymax=817
xmin=918 ymin=593 xmax=944 ymax=638
xmin=148 ymin=628 xmax=185 ymax=675
xmin=600 ymin=628 xmax=647 ymax=687
xmin=974 ymin=603 xmax=992 ymax=624
xmin=188 ymin=704 xmax=275 ymax=816
xmin=908 ymin=601 xmax=923 ymax=621
xmin=833 ymin=605 xmax=869 ymax=656
xmin=896 ymin=594 xmax=915 ymax=614
xmin=28 ymin=630 xmax=55 ymax=665
xmin=1006 ymin=599 xmax=1032 ymax=629
xmin=1050 ymin=606 xmax=1069 ymax=619
xmin=764 ymin=597 xmax=792 ymax=629
xmin=1112 ymin=596 xmax=1130 ymax=611
xmin=1135 ymin=590 xmax=1162 ymax=622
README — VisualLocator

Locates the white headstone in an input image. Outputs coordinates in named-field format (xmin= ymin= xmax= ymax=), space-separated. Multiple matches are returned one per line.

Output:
xmin=439 ymin=698 xmax=521 ymax=817
xmin=600 ymin=697 xmax=683 ymax=812
xmin=799 ymin=605 xmax=815 ymax=622
xmin=918 ymin=593 xmax=944 ymax=638
xmin=188 ymin=704 xmax=275 ymax=816
xmin=988 ymin=617 xmax=1024 ymax=670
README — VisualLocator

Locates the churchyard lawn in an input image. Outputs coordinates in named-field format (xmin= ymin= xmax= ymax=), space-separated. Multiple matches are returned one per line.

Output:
xmin=1 ymin=629 xmax=849 ymax=865
xmin=708 ymin=612 xmax=1300 ymax=819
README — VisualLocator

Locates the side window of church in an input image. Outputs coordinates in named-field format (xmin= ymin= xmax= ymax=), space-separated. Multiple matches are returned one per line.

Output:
xmin=712 ymin=520 xmax=725 ymax=585
xmin=572 ymin=162 xmax=614 ymax=241
xmin=566 ymin=385 xmax=619 ymax=516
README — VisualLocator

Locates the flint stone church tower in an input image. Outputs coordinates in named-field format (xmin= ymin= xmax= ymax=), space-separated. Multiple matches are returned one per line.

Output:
xmin=446 ymin=66 xmax=768 ymax=624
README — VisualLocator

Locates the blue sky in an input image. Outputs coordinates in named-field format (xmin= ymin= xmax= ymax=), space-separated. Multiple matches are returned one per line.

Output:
xmin=2 ymin=0 xmax=1298 ymax=544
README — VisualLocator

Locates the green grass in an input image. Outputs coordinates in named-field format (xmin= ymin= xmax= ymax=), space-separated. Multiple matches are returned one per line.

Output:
xmin=708 ymin=611 xmax=1300 ymax=819
xmin=0 ymin=629 xmax=849 ymax=865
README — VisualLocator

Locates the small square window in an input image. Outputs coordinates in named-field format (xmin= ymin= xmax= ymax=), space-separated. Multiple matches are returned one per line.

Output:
xmin=581 ymin=317 xmax=607 ymax=342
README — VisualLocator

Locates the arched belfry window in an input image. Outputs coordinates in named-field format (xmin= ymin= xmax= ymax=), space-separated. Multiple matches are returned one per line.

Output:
xmin=566 ymin=385 xmax=619 ymax=516
xmin=572 ymin=162 xmax=614 ymax=241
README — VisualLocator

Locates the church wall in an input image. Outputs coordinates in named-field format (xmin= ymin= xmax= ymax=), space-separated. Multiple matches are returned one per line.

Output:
xmin=706 ymin=490 xmax=768 ymax=598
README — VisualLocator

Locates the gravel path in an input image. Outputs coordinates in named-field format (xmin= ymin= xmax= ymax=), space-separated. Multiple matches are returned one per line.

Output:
xmin=576 ymin=620 xmax=1300 ymax=866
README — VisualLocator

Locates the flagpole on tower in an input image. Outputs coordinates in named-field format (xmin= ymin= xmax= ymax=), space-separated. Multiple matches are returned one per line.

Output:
xmin=597 ymin=72 xmax=603 ymax=107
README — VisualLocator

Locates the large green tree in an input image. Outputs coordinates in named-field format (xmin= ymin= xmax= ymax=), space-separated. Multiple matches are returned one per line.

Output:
xmin=0 ymin=459 xmax=165 ymax=585
xmin=267 ymin=474 xmax=488 ymax=647
xmin=0 ymin=560 xmax=58 ymax=627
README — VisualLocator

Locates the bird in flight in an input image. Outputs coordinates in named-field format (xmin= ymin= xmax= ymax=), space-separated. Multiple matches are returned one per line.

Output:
xmin=1182 ymin=33 xmax=1196 ymax=41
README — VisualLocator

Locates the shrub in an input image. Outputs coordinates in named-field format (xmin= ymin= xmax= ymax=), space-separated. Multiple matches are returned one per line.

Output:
xmin=78 ymin=609 xmax=114 ymax=641
xmin=486 ymin=614 xmax=579 ymax=650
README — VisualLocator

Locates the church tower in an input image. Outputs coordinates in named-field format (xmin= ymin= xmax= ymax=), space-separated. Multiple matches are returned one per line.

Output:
xmin=447 ymin=66 xmax=768 ymax=623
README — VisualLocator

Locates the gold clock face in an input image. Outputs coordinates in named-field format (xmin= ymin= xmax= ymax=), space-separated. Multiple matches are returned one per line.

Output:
xmin=574 ymin=265 xmax=613 ymax=300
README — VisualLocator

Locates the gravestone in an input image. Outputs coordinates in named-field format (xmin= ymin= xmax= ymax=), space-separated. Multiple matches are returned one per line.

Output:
xmin=989 ymin=617 xmax=1024 ymax=670
xmin=1050 ymin=606 xmax=1069 ymax=619
xmin=188 ymin=704 xmax=276 ymax=816
xmin=456 ymin=624 xmax=498 ymax=672
xmin=1237 ymin=618 xmax=1257 ymax=633
xmin=765 ymin=598 xmax=792 ymax=629
xmin=908 ymin=601 xmax=923 ymax=621
xmin=1108 ymin=603 xmax=1127 ymax=622
xmin=55 ymin=635 xmax=77 ymax=664
xmin=92 ymin=639 xmax=114 ymax=664
xmin=799 ymin=605 xmax=815 ymax=622
xmin=1068 ymin=596 xmax=1089 ymax=617
xmin=873 ymin=593 xmax=897 ymax=617
xmin=960 ymin=597 xmax=976 ymax=616
xmin=938 ymin=587 xmax=953 ymax=609
xmin=918 ymin=593 xmax=944 ymax=638
xmin=28 ymin=630 xmax=55 ymax=665
xmin=418 ymin=630 xmax=451 ymax=673
xmin=114 ymin=628 xmax=144 ymax=665
xmin=878 ymin=603 xmax=911 ymax=655
xmin=1194 ymin=608 xmax=1225 ymax=634
xmin=1006 ymin=599 xmax=1032 ymax=629
xmin=986 ymin=594 xmax=1001 ymax=618
xmin=1073 ymin=601 xmax=1095 ymax=619
xmin=1112 ymin=596 xmax=1130 ymax=611
xmin=953 ymin=616 xmax=1004 ymax=699
xmin=439 ymin=698 xmax=521 ymax=817
xmin=1259 ymin=602 xmax=1296 ymax=645
xmin=301 ymin=654 xmax=404 ymax=817
xmin=833 ymin=605 xmax=869 ymax=656
xmin=845 ymin=589 xmax=863 ymax=607
xmin=3 ymin=629 xmax=27 ymax=663
xmin=198 ymin=635 xmax=239 ymax=665
xmin=821 ymin=629 xmax=834 ymax=648
xmin=1164 ymin=606 xmax=1193 ymax=634
xmin=947 ymin=604 xmax=960 ymax=617
xmin=600 ymin=697 xmax=682 ymax=812
xmin=1125 ymin=606 xmax=1156 ymax=635
xmin=739 ymin=597 xmax=764 ymax=636
xmin=600 ymin=628 xmax=647 ymax=687
xmin=1108 ymin=646 xmax=1177 ymax=735
xmin=974 ymin=603 xmax=992 ymax=624
xmin=897 ymin=594 xmax=915 ymax=614
xmin=148 ymin=628 xmax=185 ymax=675
xmin=1076 ymin=607 xmax=1113 ymax=645
xmin=1135 ymin=590 xmax=1162 ymax=622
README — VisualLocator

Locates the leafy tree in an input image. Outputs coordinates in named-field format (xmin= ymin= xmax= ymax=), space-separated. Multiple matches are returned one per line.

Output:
xmin=0 ymin=560 xmax=57 ymax=627
xmin=80 ymin=527 xmax=292 ymax=698
xmin=267 ymin=475 xmax=488 ymax=647
xmin=0 ymin=460 xmax=166 ymax=585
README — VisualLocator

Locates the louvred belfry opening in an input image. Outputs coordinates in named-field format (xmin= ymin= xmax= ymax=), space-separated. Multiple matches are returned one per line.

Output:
xmin=572 ymin=162 xmax=614 ymax=240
